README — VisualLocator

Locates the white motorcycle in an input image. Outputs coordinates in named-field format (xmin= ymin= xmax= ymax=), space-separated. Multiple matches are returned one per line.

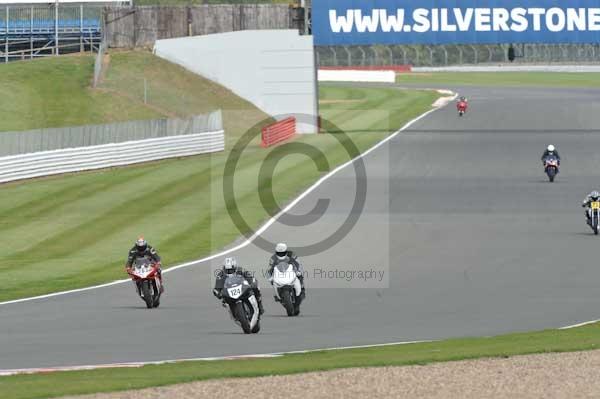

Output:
xmin=272 ymin=261 xmax=303 ymax=316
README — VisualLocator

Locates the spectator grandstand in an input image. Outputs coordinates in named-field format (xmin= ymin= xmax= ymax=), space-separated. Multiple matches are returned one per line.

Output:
xmin=0 ymin=1 xmax=127 ymax=61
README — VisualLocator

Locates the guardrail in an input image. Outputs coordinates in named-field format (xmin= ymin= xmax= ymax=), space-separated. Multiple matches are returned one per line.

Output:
xmin=0 ymin=130 xmax=224 ymax=184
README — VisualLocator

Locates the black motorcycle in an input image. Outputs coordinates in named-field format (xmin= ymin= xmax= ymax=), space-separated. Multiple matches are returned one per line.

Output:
xmin=220 ymin=274 xmax=261 ymax=334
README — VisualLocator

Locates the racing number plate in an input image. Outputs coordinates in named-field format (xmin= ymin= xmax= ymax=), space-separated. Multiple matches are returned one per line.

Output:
xmin=592 ymin=202 xmax=600 ymax=209
xmin=227 ymin=285 xmax=242 ymax=298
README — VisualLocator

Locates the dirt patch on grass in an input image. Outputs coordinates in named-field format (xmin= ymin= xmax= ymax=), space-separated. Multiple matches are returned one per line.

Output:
xmin=64 ymin=349 xmax=600 ymax=399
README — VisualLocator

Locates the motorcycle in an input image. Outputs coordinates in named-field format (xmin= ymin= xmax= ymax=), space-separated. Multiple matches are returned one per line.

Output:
xmin=272 ymin=261 xmax=303 ymax=316
xmin=589 ymin=200 xmax=600 ymax=235
xmin=220 ymin=274 xmax=261 ymax=334
xmin=127 ymin=257 xmax=162 ymax=309
xmin=457 ymin=101 xmax=467 ymax=116
xmin=544 ymin=156 xmax=559 ymax=182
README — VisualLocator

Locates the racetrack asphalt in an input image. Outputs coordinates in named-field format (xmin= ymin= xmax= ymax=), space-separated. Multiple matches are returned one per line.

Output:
xmin=3 ymin=85 xmax=600 ymax=370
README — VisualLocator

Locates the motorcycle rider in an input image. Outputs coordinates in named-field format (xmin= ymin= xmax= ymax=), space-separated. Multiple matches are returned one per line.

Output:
xmin=456 ymin=96 xmax=468 ymax=112
xmin=582 ymin=191 xmax=600 ymax=224
xmin=541 ymin=144 xmax=561 ymax=166
xmin=125 ymin=236 xmax=163 ymax=292
xmin=267 ymin=243 xmax=305 ymax=299
xmin=213 ymin=257 xmax=265 ymax=315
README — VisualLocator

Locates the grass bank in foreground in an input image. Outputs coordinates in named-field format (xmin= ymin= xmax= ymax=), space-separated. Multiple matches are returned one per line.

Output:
xmin=396 ymin=71 xmax=600 ymax=87
xmin=0 ymin=85 xmax=438 ymax=302
xmin=0 ymin=51 xmax=264 ymax=134
xmin=2 ymin=323 xmax=600 ymax=399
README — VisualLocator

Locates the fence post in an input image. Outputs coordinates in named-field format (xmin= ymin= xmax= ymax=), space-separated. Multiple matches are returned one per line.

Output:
xmin=80 ymin=4 xmax=83 ymax=52
xmin=5 ymin=6 xmax=8 ymax=63
xmin=442 ymin=45 xmax=448 ymax=65
xmin=30 ymin=6 xmax=33 ymax=59
xmin=54 ymin=0 xmax=59 ymax=55
xmin=370 ymin=46 xmax=378 ymax=65
xmin=328 ymin=46 xmax=337 ymax=66
xmin=385 ymin=45 xmax=393 ymax=65
xmin=357 ymin=46 xmax=365 ymax=65
xmin=343 ymin=45 xmax=351 ymax=66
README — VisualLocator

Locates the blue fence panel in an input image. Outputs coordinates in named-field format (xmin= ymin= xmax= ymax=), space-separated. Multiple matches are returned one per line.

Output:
xmin=313 ymin=0 xmax=600 ymax=46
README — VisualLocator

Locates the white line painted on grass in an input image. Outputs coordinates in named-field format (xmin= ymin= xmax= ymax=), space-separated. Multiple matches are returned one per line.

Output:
xmin=0 ymin=92 xmax=455 ymax=308
xmin=0 ymin=340 xmax=434 ymax=376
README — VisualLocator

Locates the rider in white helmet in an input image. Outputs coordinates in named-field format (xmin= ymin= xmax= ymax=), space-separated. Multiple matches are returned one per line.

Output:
xmin=213 ymin=257 xmax=264 ymax=315
xmin=267 ymin=243 xmax=305 ymax=298
xmin=541 ymin=144 xmax=560 ymax=166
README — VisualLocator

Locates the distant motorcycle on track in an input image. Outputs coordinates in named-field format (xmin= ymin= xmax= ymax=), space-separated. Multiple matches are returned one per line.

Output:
xmin=457 ymin=98 xmax=468 ymax=116
xmin=127 ymin=257 xmax=162 ymax=309
xmin=543 ymin=155 xmax=559 ymax=182
xmin=588 ymin=200 xmax=600 ymax=235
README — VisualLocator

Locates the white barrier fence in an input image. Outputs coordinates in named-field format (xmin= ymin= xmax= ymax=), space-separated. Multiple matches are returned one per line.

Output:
xmin=0 ymin=130 xmax=224 ymax=184
xmin=317 ymin=69 xmax=396 ymax=83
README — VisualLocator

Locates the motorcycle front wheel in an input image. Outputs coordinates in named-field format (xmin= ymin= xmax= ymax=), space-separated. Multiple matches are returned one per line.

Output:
xmin=141 ymin=281 xmax=153 ymax=309
xmin=234 ymin=302 xmax=252 ymax=334
xmin=280 ymin=289 xmax=295 ymax=316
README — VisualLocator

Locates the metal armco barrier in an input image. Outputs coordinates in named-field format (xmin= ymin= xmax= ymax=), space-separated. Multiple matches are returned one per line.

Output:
xmin=261 ymin=117 xmax=296 ymax=148
xmin=0 ymin=131 xmax=224 ymax=184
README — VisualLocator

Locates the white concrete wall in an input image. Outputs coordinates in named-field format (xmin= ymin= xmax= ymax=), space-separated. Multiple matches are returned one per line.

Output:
xmin=154 ymin=30 xmax=318 ymax=133
xmin=318 ymin=69 xmax=396 ymax=83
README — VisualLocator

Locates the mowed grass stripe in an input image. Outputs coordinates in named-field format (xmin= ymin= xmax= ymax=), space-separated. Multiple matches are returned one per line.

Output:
xmin=1 ymin=166 xmax=212 ymax=269
xmin=0 ymin=167 xmax=155 ymax=232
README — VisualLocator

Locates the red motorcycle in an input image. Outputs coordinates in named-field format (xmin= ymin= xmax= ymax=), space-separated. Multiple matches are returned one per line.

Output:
xmin=127 ymin=257 xmax=163 ymax=308
xmin=457 ymin=101 xmax=468 ymax=116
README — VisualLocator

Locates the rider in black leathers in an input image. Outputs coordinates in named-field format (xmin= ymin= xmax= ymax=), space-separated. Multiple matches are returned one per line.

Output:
xmin=213 ymin=257 xmax=264 ymax=315
xmin=125 ymin=236 xmax=163 ymax=292
xmin=541 ymin=144 xmax=561 ymax=166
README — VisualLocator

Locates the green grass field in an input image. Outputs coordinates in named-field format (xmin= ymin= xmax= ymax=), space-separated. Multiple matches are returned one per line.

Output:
xmin=396 ymin=71 xmax=600 ymax=87
xmin=0 ymin=80 xmax=438 ymax=302
xmin=2 ymin=322 xmax=600 ymax=399
xmin=0 ymin=51 xmax=267 ymax=135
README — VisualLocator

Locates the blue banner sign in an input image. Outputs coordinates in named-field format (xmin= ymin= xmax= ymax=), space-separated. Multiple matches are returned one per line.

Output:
xmin=313 ymin=0 xmax=600 ymax=45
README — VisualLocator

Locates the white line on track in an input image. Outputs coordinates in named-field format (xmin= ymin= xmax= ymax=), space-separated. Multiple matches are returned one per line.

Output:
xmin=558 ymin=319 xmax=600 ymax=330
xmin=0 ymin=340 xmax=433 ymax=376
xmin=0 ymin=92 xmax=456 ymax=308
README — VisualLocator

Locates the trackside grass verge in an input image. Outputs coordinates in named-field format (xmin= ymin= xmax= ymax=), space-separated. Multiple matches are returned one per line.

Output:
xmin=0 ymin=85 xmax=438 ymax=302
xmin=396 ymin=71 xmax=600 ymax=87
xmin=2 ymin=323 xmax=600 ymax=399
